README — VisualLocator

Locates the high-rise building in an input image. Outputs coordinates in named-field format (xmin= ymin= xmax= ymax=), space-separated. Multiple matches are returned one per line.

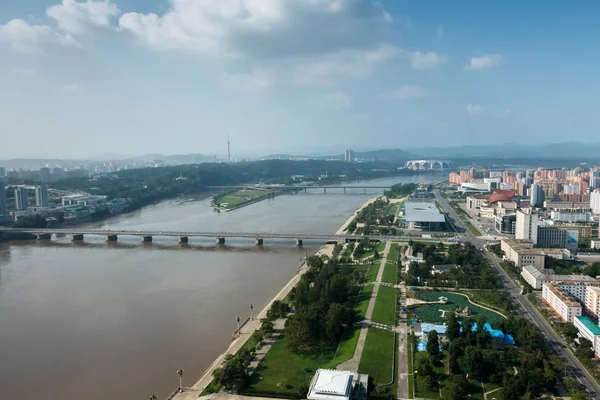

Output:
xmin=530 ymin=183 xmax=545 ymax=207
xmin=344 ymin=149 xmax=354 ymax=162
xmin=591 ymin=190 xmax=600 ymax=214
xmin=0 ymin=183 xmax=7 ymax=214
xmin=40 ymin=167 xmax=50 ymax=184
xmin=516 ymin=209 xmax=538 ymax=245
xmin=35 ymin=185 xmax=49 ymax=207
xmin=15 ymin=187 xmax=28 ymax=210
xmin=0 ymin=167 xmax=5 ymax=177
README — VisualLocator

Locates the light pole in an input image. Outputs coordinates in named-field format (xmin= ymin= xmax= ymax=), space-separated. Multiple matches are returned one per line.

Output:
xmin=249 ymin=303 xmax=254 ymax=320
xmin=177 ymin=369 xmax=184 ymax=392
xmin=236 ymin=316 xmax=241 ymax=333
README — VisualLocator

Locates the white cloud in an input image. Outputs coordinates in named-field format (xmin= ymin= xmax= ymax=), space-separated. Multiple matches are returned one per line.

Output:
xmin=58 ymin=83 xmax=81 ymax=94
xmin=311 ymin=91 xmax=352 ymax=111
xmin=291 ymin=44 xmax=399 ymax=86
xmin=407 ymin=51 xmax=447 ymax=70
xmin=221 ymin=68 xmax=274 ymax=92
xmin=391 ymin=85 xmax=427 ymax=99
xmin=464 ymin=54 xmax=503 ymax=70
xmin=0 ymin=19 xmax=77 ymax=53
xmin=466 ymin=104 xmax=484 ymax=115
xmin=47 ymin=0 xmax=120 ymax=34
xmin=117 ymin=0 xmax=392 ymax=57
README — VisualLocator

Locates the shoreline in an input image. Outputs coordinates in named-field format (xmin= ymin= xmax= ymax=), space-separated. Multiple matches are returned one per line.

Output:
xmin=175 ymin=198 xmax=375 ymax=399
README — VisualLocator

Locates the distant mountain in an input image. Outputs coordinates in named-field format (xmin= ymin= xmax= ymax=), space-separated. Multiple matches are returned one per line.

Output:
xmin=410 ymin=142 xmax=600 ymax=159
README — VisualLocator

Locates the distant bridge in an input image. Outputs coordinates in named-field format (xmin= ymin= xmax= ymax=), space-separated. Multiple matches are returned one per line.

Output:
xmin=206 ymin=185 xmax=392 ymax=194
xmin=404 ymin=160 xmax=452 ymax=170
xmin=2 ymin=228 xmax=451 ymax=246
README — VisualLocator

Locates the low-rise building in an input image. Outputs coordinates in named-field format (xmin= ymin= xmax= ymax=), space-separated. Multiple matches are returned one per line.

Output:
xmin=542 ymin=282 xmax=582 ymax=323
xmin=501 ymin=239 xmax=545 ymax=268
xmin=521 ymin=265 xmax=598 ymax=291
xmin=307 ymin=369 xmax=360 ymax=400
xmin=521 ymin=265 xmax=552 ymax=289
xmin=495 ymin=214 xmax=517 ymax=235
xmin=590 ymin=240 xmax=600 ymax=250
xmin=574 ymin=316 xmax=600 ymax=359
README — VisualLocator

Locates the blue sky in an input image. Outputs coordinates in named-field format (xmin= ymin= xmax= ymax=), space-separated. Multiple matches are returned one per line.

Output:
xmin=0 ymin=1 xmax=599 ymax=159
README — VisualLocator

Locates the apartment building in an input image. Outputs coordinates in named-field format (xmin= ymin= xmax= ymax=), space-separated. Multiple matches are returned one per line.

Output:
xmin=542 ymin=282 xmax=582 ymax=323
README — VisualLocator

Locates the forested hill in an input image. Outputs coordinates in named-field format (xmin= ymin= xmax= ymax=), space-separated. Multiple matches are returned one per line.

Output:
xmin=52 ymin=159 xmax=431 ymax=211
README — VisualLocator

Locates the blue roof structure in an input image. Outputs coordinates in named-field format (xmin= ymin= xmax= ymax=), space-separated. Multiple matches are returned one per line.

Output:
xmin=458 ymin=321 xmax=515 ymax=345
xmin=420 ymin=323 xmax=447 ymax=335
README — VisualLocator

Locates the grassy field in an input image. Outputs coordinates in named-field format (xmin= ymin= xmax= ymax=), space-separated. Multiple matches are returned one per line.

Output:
xmin=214 ymin=188 xmax=278 ymax=209
xmin=463 ymin=220 xmax=482 ymax=237
xmin=371 ymin=286 xmax=397 ymax=326
xmin=414 ymin=351 xmax=444 ymax=399
xmin=412 ymin=292 xmax=504 ymax=324
xmin=320 ymin=326 xmax=361 ymax=369
xmin=387 ymin=243 xmax=399 ymax=262
xmin=242 ymin=334 xmax=334 ymax=398
xmin=357 ymin=241 xmax=387 ymax=260
xmin=355 ymin=284 xmax=374 ymax=318
xmin=354 ymin=262 xmax=380 ymax=283
xmin=381 ymin=262 xmax=398 ymax=284
xmin=358 ymin=328 xmax=396 ymax=384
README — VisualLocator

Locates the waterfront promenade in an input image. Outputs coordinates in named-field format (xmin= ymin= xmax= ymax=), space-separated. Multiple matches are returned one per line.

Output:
xmin=171 ymin=245 xmax=336 ymax=400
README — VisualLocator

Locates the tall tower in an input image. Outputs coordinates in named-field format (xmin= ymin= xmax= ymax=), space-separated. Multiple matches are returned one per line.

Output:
xmin=227 ymin=133 xmax=231 ymax=164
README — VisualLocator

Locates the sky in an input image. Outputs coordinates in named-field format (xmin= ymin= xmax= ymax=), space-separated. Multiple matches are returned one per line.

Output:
xmin=1 ymin=0 xmax=599 ymax=159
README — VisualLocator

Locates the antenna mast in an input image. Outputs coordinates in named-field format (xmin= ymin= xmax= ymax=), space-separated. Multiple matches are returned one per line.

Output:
xmin=227 ymin=132 xmax=231 ymax=163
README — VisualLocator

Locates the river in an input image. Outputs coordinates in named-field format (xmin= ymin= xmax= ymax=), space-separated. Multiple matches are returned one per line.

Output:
xmin=0 ymin=173 xmax=445 ymax=400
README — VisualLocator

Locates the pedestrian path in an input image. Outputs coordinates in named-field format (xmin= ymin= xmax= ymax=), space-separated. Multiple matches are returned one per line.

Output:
xmin=337 ymin=241 xmax=392 ymax=372
xmin=397 ymin=283 xmax=408 ymax=400
xmin=246 ymin=319 xmax=285 ymax=376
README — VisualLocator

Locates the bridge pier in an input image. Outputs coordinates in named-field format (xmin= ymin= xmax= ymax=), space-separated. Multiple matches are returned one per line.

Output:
xmin=343 ymin=187 xmax=346 ymax=194
xmin=141 ymin=235 xmax=152 ymax=243
xmin=37 ymin=233 xmax=51 ymax=240
xmin=255 ymin=238 xmax=263 ymax=246
xmin=106 ymin=234 xmax=118 ymax=242
xmin=217 ymin=237 xmax=225 ymax=245
xmin=71 ymin=234 xmax=84 ymax=241
xmin=178 ymin=236 xmax=188 ymax=243
xmin=323 ymin=188 xmax=326 ymax=194
xmin=296 ymin=239 xmax=303 ymax=247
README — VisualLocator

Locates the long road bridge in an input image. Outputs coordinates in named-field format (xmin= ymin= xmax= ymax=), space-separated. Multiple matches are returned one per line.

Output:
xmin=206 ymin=185 xmax=391 ymax=194
xmin=1 ymin=228 xmax=454 ymax=246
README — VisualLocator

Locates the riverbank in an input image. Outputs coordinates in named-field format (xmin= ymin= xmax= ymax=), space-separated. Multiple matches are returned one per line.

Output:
xmin=335 ymin=195 xmax=380 ymax=235
xmin=173 ymin=244 xmax=336 ymax=399
xmin=211 ymin=188 xmax=291 ymax=212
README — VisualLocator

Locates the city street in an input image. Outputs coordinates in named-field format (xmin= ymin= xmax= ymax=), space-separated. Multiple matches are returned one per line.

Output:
xmin=434 ymin=189 xmax=600 ymax=399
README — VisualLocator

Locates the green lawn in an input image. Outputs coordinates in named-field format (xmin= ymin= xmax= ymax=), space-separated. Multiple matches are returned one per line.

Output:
xmin=357 ymin=242 xmax=387 ymax=260
xmin=216 ymin=188 xmax=277 ymax=208
xmin=381 ymin=262 xmax=398 ymax=284
xmin=387 ymin=243 xmax=399 ymax=262
xmin=463 ymin=220 xmax=482 ymax=237
xmin=354 ymin=262 xmax=380 ymax=283
xmin=412 ymin=292 xmax=504 ymax=324
xmin=321 ymin=326 xmax=361 ymax=369
xmin=242 ymin=334 xmax=334 ymax=398
xmin=371 ymin=286 xmax=397 ymax=326
xmin=241 ymin=329 xmax=263 ymax=352
xmin=407 ymin=334 xmax=415 ymax=398
xmin=358 ymin=328 xmax=396 ymax=384
xmin=355 ymin=284 xmax=374 ymax=318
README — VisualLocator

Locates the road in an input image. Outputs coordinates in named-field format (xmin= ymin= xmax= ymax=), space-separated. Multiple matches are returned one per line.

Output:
xmin=434 ymin=189 xmax=600 ymax=399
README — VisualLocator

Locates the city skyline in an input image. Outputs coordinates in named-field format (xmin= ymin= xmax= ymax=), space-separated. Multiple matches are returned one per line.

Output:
xmin=1 ymin=1 xmax=600 ymax=159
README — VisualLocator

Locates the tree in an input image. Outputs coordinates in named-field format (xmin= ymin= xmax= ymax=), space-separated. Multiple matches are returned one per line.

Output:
xmin=325 ymin=303 xmax=347 ymax=342
xmin=459 ymin=346 xmax=484 ymax=381
xmin=426 ymin=330 xmax=440 ymax=360
xmin=374 ymin=249 xmax=380 ymax=259
xmin=446 ymin=311 xmax=459 ymax=341
xmin=575 ymin=338 xmax=594 ymax=360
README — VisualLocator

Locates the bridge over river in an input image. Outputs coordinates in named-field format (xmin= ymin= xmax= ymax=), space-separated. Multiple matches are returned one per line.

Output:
xmin=1 ymin=228 xmax=452 ymax=246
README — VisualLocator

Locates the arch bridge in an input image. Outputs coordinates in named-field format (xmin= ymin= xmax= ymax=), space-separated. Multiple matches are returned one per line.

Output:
xmin=404 ymin=159 xmax=452 ymax=170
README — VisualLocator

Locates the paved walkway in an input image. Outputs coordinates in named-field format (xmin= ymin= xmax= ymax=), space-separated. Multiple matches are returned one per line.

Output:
xmin=397 ymin=283 xmax=409 ymax=400
xmin=337 ymin=241 xmax=391 ymax=372
xmin=246 ymin=319 xmax=285 ymax=375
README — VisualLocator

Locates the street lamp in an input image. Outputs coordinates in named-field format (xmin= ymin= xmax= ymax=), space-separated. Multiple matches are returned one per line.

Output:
xmin=177 ymin=369 xmax=184 ymax=392
xmin=236 ymin=316 xmax=241 ymax=333
xmin=249 ymin=303 xmax=254 ymax=320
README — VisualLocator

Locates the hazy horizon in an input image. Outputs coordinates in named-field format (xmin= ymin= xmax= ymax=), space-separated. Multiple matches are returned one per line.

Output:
xmin=1 ymin=1 xmax=599 ymax=159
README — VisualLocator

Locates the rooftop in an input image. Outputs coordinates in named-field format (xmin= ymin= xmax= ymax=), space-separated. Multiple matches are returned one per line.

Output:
xmin=575 ymin=316 xmax=600 ymax=335
xmin=307 ymin=369 xmax=353 ymax=400
xmin=404 ymin=201 xmax=446 ymax=223
xmin=544 ymin=282 xmax=582 ymax=307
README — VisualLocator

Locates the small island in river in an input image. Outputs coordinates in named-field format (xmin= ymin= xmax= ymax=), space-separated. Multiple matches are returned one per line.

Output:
xmin=211 ymin=187 xmax=284 ymax=211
